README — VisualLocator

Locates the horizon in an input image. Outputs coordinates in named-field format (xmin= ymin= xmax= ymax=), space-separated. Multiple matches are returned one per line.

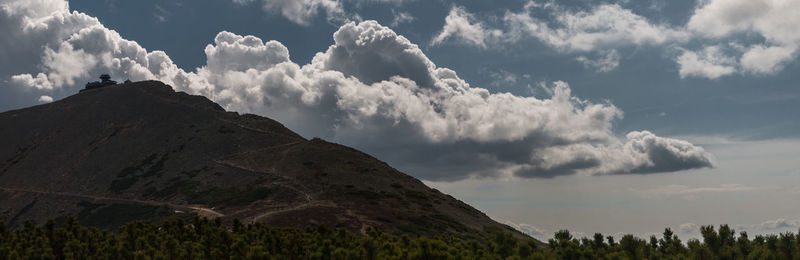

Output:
xmin=1 ymin=0 xmax=799 ymax=242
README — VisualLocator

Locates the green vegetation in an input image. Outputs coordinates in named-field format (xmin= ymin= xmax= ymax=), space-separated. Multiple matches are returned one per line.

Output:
xmin=138 ymin=176 xmax=271 ymax=207
xmin=540 ymin=225 xmax=800 ymax=259
xmin=72 ymin=203 xmax=174 ymax=230
xmin=1 ymin=218 xmax=799 ymax=259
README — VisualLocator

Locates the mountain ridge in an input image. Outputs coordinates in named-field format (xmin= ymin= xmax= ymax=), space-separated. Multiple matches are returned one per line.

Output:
xmin=0 ymin=80 xmax=529 ymax=240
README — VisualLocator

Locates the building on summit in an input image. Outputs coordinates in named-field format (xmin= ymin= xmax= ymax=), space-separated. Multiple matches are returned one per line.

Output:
xmin=82 ymin=74 xmax=117 ymax=91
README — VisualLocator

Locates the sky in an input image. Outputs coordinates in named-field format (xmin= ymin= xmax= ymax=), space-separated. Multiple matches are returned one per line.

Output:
xmin=1 ymin=0 xmax=799 ymax=241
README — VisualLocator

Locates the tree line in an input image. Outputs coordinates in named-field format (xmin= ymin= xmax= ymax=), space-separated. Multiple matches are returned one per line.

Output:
xmin=0 ymin=216 xmax=798 ymax=259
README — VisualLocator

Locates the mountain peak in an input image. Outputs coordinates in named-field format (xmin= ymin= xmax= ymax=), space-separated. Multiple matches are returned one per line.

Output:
xmin=0 ymin=80 xmax=527 ymax=239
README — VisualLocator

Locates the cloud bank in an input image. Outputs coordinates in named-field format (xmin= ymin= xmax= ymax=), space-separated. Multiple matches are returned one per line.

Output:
xmin=1 ymin=0 xmax=713 ymax=181
xmin=637 ymin=184 xmax=759 ymax=200
xmin=677 ymin=216 xmax=800 ymax=240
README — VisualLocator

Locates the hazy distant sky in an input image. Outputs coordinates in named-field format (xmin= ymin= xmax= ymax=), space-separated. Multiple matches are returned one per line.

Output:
xmin=1 ymin=0 xmax=799 ymax=240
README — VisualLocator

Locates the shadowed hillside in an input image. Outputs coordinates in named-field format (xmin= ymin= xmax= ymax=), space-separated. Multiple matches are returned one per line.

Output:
xmin=0 ymin=80 xmax=527 ymax=240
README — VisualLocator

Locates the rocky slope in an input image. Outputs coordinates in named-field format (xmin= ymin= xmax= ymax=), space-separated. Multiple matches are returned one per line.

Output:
xmin=0 ymin=80 xmax=527 ymax=239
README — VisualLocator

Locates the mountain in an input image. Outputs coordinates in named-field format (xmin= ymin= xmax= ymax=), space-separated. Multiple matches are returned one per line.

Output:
xmin=0 ymin=80 xmax=527 ymax=239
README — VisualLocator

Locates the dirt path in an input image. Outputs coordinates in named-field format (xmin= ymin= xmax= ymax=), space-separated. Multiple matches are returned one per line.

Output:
xmin=212 ymin=141 xmax=302 ymax=174
xmin=186 ymin=206 xmax=224 ymax=218
xmin=216 ymin=117 xmax=302 ymax=140
xmin=250 ymin=200 xmax=335 ymax=223
xmin=0 ymin=186 xmax=224 ymax=217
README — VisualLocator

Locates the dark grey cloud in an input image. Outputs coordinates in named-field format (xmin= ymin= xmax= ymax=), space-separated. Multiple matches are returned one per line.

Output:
xmin=625 ymin=131 xmax=715 ymax=174
xmin=514 ymin=156 xmax=601 ymax=179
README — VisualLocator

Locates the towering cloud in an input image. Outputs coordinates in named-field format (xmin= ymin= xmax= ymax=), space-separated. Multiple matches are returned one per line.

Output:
xmin=1 ymin=0 xmax=713 ymax=181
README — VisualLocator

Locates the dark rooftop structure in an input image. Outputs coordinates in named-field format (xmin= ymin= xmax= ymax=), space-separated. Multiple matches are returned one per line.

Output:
xmin=82 ymin=74 xmax=117 ymax=92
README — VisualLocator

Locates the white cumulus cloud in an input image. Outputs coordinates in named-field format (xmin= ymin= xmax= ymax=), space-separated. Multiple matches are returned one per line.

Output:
xmin=503 ymin=3 xmax=687 ymax=52
xmin=432 ymin=0 xmax=800 ymax=79
xmin=576 ymin=50 xmax=621 ymax=73
xmin=1 ymin=0 xmax=714 ymax=181
xmin=686 ymin=0 xmax=800 ymax=76
xmin=37 ymin=95 xmax=53 ymax=103
xmin=431 ymin=2 xmax=685 ymax=73
xmin=676 ymin=45 xmax=737 ymax=79
xmin=390 ymin=10 xmax=414 ymax=27
xmin=430 ymin=2 xmax=688 ymax=51
xmin=235 ymin=0 xmax=412 ymax=26
xmin=237 ymin=0 xmax=347 ymax=26
xmin=430 ymin=6 xmax=501 ymax=49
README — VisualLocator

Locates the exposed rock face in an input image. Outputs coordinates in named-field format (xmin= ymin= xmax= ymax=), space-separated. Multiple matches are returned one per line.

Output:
xmin=0 ymin=80 xmax=527 ymax=239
